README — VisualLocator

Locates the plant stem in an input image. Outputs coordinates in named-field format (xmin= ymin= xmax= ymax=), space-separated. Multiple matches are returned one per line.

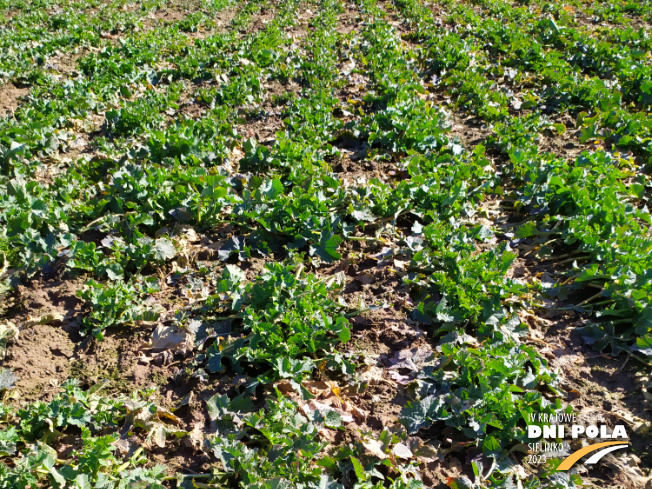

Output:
xmin=163 ymin=473 xmax=212 ymax=481
xmin=347 ymin=235 xmax=385 ymax=242
xmin=551 ymin=255 xmax=591 ymax=265
xmin=577 ymin=289 xmax=604 ymax=307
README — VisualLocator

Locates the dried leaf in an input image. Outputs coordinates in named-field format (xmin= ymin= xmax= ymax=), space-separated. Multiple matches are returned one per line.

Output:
xmin=387 ymin=346 xmax=435 ymax=372
xmin=362 ymin=438 xmax=386 ymax=459
xmin=0 ymin=369 xmax=17 ymax=390
xmin=25 ymin=313 xmax=64 ymax=327
xmin=149 ymin=325 xmax=188 ymax=350
xmin=392 ymin=443 xmax=413 ymax=459
xmin=355 ymin=273 xmax=375 ymax=285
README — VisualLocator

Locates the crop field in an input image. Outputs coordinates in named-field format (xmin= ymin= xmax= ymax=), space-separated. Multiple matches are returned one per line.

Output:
xmin=0 ymin=0 xmax=651 ymax=487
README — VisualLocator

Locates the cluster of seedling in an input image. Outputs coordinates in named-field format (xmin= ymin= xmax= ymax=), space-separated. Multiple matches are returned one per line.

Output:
xmin=0 ymin=0 xmax=650 ymax=487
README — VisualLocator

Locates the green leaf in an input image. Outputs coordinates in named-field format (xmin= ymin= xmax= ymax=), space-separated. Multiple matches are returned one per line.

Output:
xmin=74 ymin=474 xmax=91 ymax=489
xmin=222 ymin=264 xmax=246 ymax=285
xmin=400 ymin=396 xmax=448 ymax=434
xmin=515 ymin=221 xmax=539 ymax=239
xmin=310 ymin=232 xmax=342 ymax=263
xmin=119 ymin=85 xmax=132 ymax=98
xmin=447 ymin=476 xmax=474 ymax=489
xmin=350 ymin=456 xmax=366 ymax=482
xmin=207 ymin=351 xmax=224 ymax=373
xmin=323 ymin=410 xmax=342 ymax=429
xmin=218 ymin=236 xmax=247 ymax=262
xmin=553 ymin=123 xmax=566 ymax=135
xmin=153 ymin=238 xmax=176 ymax=262
xmin=261 ymin=178 xmax=284 ymax=200
xmin=482 ymin=435 xmax=501 ymax=454
xmin=105 ymin=262 xmax=124 ymax=281
xmin=206 ymin=393 xmax=229 ymax=421
xmin=634 ymin=334 xmax=652 ymax=356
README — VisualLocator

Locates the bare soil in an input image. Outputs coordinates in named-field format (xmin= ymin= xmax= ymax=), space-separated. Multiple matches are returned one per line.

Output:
xmin=0 ymin=82 xmax=29 ymax=117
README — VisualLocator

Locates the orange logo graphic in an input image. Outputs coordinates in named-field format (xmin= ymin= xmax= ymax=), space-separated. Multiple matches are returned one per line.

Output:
xmin=557 ymin=441 xmax=630 ymax=471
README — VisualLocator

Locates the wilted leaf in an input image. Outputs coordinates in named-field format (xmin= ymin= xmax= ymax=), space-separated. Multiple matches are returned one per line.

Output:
xmin=0 ymin=369 xmax=17 ymax=390
xmin=387 ymin=346 xmax=435 ymax=372
xmin=149 ymin=325 xmax=187 ymax=350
